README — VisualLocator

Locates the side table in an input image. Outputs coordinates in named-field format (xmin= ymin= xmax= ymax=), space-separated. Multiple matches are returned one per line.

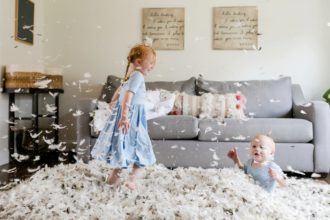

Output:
xmin=2 ymin=88 xmax=64 ymax=161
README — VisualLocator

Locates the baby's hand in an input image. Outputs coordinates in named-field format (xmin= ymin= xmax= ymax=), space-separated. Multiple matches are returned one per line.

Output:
xmin=268 ymin=168 xmax=279 ymax=180
xmin=227 ymin=148 xmax=238 ymax=161
xmin=269 ymin=167 xmax=287 ymax=187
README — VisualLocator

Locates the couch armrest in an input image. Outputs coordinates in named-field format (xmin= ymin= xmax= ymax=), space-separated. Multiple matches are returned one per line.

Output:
xmin=292 ymin=84 xmax=330 ymax=172
xmin=75 ymin=98 xmax=97 ymax=163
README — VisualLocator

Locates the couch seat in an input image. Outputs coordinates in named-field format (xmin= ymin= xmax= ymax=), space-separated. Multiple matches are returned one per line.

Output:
xmin=148 ymin=115 xmax=199 ymax=140
xmin=198 ymin=118 xmax=313 ymax=143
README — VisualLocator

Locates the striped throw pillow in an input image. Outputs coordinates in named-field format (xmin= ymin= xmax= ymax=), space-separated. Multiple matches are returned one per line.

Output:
xmin=169 ymin=92 xmax=200 ymax=117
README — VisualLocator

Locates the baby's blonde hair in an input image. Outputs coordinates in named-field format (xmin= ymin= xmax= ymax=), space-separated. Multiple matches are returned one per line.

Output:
xmin=123 ymin=44 xmax=156 ymax=81
xmin=254 ymin=134 xmax=276 ymax=154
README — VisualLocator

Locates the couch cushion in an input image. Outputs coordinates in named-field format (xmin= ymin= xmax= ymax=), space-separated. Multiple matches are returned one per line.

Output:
xmin=99 ymin=75 xmax=122 ymax=102
xmin=146 ymin=77 xmax=196 ymax=95
xmin=198 ymin=118 xmax=313 ymax=143
xmin=148 ymin=115 xmax=199 ymax=139
xmin=196 ymin=76 xmax=293 ymax=118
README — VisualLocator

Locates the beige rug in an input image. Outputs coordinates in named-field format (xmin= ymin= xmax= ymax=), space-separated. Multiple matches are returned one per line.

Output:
xmin=0 ymin=161 xmax=329 ymax=220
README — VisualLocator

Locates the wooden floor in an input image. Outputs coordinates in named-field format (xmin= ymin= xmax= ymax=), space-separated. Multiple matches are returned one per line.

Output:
xmin=0 ymin=150 xmax=76 ymax=189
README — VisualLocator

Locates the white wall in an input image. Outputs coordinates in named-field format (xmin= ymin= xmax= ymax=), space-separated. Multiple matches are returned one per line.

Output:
xmin=0 ymin=0 xmax=45 ymax=165
xmin=42 ymin=0 xmax=330 ymax=145
xmin=43 ymin=0 xmax=330 ymax=96
xmin=1 ymin=0 xmax=329 ymax=165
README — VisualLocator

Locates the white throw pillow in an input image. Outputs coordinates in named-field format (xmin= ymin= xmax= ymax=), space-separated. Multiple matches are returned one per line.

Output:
xmin=145 ymin=90 xmax=160 ymax=115
xmin=145 ymin=89 xmax=176 ymax=120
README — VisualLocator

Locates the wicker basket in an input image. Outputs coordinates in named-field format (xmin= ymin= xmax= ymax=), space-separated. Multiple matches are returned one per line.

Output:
xmin=5 ymin=72 xmax=63 ymax=89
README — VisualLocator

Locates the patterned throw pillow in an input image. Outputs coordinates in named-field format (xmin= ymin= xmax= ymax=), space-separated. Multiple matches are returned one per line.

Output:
xmin=199 ymin=92 xmax=247 ymax=120
xmin=225 ymin=93 xmax=247 ymax=119
xmin=199 ymin=93 xmax=226 ymax=120
xmin=168 ymin=92 xmax=247 ymax=120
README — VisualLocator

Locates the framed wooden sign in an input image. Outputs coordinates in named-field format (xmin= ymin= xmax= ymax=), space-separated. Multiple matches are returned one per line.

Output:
xmin=15 ymin=0 xmax=34 ymax=45
xmin=142 ymin=8 xmax=184 ymax=50
xmin=213 ymin=6 xmax=258 ymax=50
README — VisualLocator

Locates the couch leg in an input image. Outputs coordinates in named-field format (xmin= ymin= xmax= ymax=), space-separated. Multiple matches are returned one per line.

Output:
xmin=326 ymin=173 xmax=330 ymax=184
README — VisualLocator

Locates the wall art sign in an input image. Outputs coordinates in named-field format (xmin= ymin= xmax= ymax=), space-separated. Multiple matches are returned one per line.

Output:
xmin=213 ymin=6 xmax=258 ymax=50
xmin=142 ymin=8 xmax=184 ymax=50
xmin=15 ymin=0 xmax=34 ymax=45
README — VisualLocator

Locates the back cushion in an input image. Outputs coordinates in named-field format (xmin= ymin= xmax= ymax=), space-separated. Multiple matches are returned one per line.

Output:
xmin=99 ymin=75 xmax=122 ymax=102
xmin=146 ymin=77 xmax=196 ymax=95
xmin=196 ymin=77 xmax=293 ymax=118
xmin=99 ymin=75 xmax=197 ymax=102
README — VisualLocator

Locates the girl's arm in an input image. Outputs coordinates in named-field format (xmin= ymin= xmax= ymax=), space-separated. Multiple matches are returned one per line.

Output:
xmin=109 ymin=87 xmax=121 ymax=110
xmin=118 ymin=91 xmax=133 ymax=134
xmin=227 ymin=148 xmax=244 ymax=169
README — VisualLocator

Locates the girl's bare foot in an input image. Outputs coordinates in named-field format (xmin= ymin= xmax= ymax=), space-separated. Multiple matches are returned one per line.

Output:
xmin=105 ymin=169 xmax=121 ymax=185
xmin=124 ymin=164 xmax=139 ymax=190
xmin=124 ymin=180 xmax=136 ymax=190
xmin=105 ymin=174 xmax=119 ymax=185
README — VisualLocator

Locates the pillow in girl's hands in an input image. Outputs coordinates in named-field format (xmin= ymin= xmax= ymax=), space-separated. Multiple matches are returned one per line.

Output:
xmin=145 ymin=89 xmax=176 ymax=120
xmin=96 ymin=100 xmax=109 ymax=110
xmin=91 ymin=101 xmax=111 ymax=134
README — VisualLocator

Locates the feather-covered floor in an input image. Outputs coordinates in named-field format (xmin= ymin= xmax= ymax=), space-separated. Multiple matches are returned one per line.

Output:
xmin=0 ymin=160 xmax=329 ymax=220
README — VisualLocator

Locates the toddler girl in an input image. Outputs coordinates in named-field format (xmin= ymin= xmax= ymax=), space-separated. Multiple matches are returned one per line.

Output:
xmin=91 ymin=44 xmax=156 ymax=190
xmin=227 ymin=134 xmax=287 ymax=192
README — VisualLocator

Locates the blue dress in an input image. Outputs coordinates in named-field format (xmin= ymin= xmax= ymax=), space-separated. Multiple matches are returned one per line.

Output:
xmin=244 ymin=159 xmax=284 ymax=192
xmin=91 ymin=71 xmax=156 ymax=168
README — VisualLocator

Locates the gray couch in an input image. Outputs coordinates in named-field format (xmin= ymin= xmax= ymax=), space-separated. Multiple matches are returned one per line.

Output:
xmin=76 ymin=76 xmax=330 ymax=173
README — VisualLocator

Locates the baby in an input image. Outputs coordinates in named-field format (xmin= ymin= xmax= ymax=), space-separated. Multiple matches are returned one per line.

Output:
xmin=227 ymin=134 xmax=287 ymax=192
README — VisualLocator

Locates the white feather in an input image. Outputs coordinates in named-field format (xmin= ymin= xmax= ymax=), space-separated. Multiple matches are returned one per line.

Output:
xmin=0 ymin=162 xmax=329 ymax=219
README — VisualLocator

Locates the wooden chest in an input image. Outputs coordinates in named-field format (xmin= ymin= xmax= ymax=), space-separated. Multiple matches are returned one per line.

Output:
xmin=4 ymin=72 xmax=63 ymax=89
